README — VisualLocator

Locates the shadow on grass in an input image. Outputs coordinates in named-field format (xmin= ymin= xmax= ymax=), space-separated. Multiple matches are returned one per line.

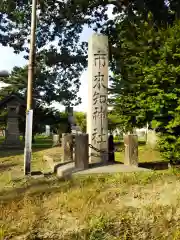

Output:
xmin=0 ymin=137 xmax=53 ymax=158
xmin=0 ymin=148 xmax=48 ymax=158
xmin=139 ymin=161 xmax=169 ymax=170
xmin=114 ymin=141 xmax=146 ymax=147
xmin=0 ymin=175 xmax=74 ymax=203
xmin=0 ymin=163 xmax=17 ymax=171
xmin=113 ymin=159 xmax=169 ymax=171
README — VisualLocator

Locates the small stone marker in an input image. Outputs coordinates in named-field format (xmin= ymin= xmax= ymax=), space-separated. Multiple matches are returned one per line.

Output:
xmin=124 ymin=134 xmax=138 ymax=166
xmin=62 ymin=133 xmax=73 ymax=162
xmin=75 ymin=134 xmax=89 ymax=170
xmin=45 ymin=125 xmax=50 ymax=136
xmin=52 ymin=134 xmax=60 ymax=147
xmin=87 ymin=33 xmax=109 ymax=163
xmin=147 ymin=129 xmax=158 ymax=148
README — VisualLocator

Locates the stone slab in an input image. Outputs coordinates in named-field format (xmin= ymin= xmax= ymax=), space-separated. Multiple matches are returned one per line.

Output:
xmin=43 ymin=154 xmax=73 ymax=174
xmin=56 ymin=162 xmax=75 ymax=178
xmin=74 ymin=163 xmax=151 ymax=175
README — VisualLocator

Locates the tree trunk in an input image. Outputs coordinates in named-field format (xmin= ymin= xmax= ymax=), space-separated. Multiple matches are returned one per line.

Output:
xmin=32 ymin=135 xmax=35 ymax=143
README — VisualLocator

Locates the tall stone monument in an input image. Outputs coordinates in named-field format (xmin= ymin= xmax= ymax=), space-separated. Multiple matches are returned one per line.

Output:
xmin=87 ymin=34 xmax=109 ymax=163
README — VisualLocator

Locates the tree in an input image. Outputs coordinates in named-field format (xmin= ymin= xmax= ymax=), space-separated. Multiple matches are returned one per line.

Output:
xmin=0 ymin=1 xmax=179 ymax=109
xmin=18 ymin=103 xmax=64 ymax=138
xmin=1 ymin=0 xmax=180 ymax=156
xmin=74 ymin=112 xmax=86 ymax=132
xmin=49 ymin=111 xmax=70 ymax=135
xmin=73 ymin=111 xmax=121 ymax=134
xmin=110 ymin=12 xmax=180 ymax=162
xmin=0 ymin=1 xmax=178 ymax=78
xmin=109 ymin=14 xmax=159 ymax=132
xmin=108 ymin=112 xmax=121 ymax=134
xmin=0 ymin=49 xmax=86 ymax=106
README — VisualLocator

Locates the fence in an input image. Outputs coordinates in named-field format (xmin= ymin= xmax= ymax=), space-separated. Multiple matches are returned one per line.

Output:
xmin=58 ymin=133 xmax=139 ymax=170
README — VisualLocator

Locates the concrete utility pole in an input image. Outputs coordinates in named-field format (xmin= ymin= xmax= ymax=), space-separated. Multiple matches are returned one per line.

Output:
xmin=24 ymin=0 xmax=37 ymax=175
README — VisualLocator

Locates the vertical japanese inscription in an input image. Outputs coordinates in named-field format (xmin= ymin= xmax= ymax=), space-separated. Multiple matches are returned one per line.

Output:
xmin=87 ymin=34 xmax=108 ymax=163
xmin=94 ymin=50 xmax=106 ymax=68
xmin=92 ymin=52 xmax=107 ymax=141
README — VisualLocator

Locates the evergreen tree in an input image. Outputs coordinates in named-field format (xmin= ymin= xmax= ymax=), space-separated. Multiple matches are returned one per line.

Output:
xmin=110 ymin=13 xmax=180 ymax=162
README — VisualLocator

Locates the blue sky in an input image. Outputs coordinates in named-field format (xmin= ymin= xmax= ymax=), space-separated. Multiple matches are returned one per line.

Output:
xmin=0 ymin=5 xmax=114 ymax=113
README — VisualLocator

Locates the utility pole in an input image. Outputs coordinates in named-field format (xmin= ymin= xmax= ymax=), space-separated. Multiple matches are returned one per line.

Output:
xmin=24 ymin=0 xmax=37 ymax=175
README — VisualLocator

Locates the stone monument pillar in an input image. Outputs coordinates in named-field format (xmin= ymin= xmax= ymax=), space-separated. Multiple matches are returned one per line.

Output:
xmin=3 ymin=102 xmax=22 ymax=148
xmin=87 ymin=34 xmax=109 ymax=163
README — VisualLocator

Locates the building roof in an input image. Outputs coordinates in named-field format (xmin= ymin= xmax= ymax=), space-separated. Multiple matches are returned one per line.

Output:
xmin=0 ymin=94 xmax=26 ymax=108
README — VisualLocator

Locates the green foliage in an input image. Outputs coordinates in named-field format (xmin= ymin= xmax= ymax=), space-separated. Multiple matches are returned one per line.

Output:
xmin=52 ymin=111 xmax=70 ymax=135
xmin=72 ymin=112 xmax=122 ymax=133
xmin=108 ymin=112 xmax=121 ymax=133
xmin=74 ymin=112 xmax=86 ymax=132
xmin=110 ymin=14 xmax=159 ymax=132
xmin=2 ymin=0 xmax=180 ymax=155
xmin=110 ymin=15 xmax=180 ymax=162
xmin=0 ymin=61 xmax=83 ymax=106
xmin=18 ymin=104 xmax=64 ymax=136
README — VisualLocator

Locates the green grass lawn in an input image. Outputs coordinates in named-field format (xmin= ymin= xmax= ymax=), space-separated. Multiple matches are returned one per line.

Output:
xmin=1 ymin=137 xmax=180 ymax=239
xmin=0 ymin=136 xmax=54 ymax=191
xmin=115 ymin=144 xmax=163 ymax=163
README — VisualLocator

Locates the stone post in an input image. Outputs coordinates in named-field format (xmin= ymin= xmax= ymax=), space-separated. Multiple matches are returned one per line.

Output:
xmin=52 ymin=134 xmax=60 ymax=147
xmin=87 ymin=34 xmax=109 ymax=163
xmin=62 ymin=133 xmax=73 ymax=162
xmin=75 ymin=134 xmax=89 ymax=170
xmin=124 ymin=134 xmax=138 ymax=166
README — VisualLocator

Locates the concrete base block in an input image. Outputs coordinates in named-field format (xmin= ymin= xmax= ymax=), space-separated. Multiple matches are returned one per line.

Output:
xmin=56 ymin=162 xmax=75 ymax=178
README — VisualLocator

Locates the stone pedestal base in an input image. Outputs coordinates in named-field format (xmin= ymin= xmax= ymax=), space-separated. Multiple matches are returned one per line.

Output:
xmin=1 ymin=141 xmax=24 ymax=149
xmin=1 ymin=134 xmax=23 ymax=149
xmin=0 ymin=144 xmax=24 ymax=149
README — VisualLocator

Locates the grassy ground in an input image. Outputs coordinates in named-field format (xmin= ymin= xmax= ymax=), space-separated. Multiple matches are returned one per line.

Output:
xmin=0 ymin=137 xmax=54 ymax=191
xmin=1 ymin=171 xmax=180 ymax=239
xmin=1 ymin=138 xmax=180 ymax=239
xmin=115 ymin=144 xmax=162 ymax=163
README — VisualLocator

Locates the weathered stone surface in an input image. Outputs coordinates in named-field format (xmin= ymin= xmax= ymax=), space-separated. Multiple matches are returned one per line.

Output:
xmin=75 ymin=134 xmax=89 ymax=170
xmin=87 ymin=34 xmax=109 ymax=163
xmin=52 ymin=134 xmax=60 ymax=147
xmin=62 ymin=133 xmax=73 ymax=162
xmin=56 ymin=162 xmax=75 ymax=178
xmin=2 ymin=102 xmax=22 ymax=148
xmin=124 ymin=134 xmax=138 ymax=166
